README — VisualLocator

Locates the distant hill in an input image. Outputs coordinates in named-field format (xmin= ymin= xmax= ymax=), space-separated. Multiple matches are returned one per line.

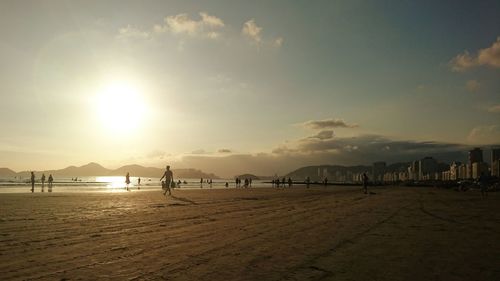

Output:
xmin=236 ymin=174 xmax=260 ymax=180
xmin=0 ymin=168 xmax=17 ymax=177
xmin=8 ymin=163 xmax=220 ymax=179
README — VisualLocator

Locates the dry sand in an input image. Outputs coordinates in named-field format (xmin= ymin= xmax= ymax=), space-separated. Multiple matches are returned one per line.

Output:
xmin=0 ymin=186 xmax=499 ymax=281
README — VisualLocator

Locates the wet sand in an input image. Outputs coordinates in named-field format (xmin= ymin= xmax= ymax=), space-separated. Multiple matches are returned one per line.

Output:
xmin=0 ymin=186 xmax=499 ymax=280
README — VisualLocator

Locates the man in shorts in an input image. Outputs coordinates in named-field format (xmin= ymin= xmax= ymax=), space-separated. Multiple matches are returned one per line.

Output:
xmin=160 ymin=165 xmax=173 ymax=196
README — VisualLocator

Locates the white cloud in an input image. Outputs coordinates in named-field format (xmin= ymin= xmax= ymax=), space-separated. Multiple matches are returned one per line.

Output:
xmin=119 ymin=12 xmax=225 ymax=40
xmin=450 ymin=37 xmax=500 ymax=72
xmin=163 ymin=12 xmax=224 ymax=38
xmin=242 ymin=19 xmax=262 ymax=44
xmin=466 ymin=80 xmax=480 ymax=92
xmin=467 ymin=125 xmax=500 ymax=145
xmin=199 ymin=12 xmax=225 ymax=28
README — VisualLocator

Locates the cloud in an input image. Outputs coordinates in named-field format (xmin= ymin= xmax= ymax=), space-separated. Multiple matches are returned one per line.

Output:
xmin=487 ymin=104 xmax=500 ymax=113
xmin=466 ymin=80 xmax=480 ymax=92
xmin=116 ymin=25 xmax=151 ymax=40
xmin=273 ymin=37 xmax=284 ymax=48
xmin=178 ymin=134 xmax=470 ymax=178
xmin=309 ymin=130 xmax=335 ymax=140
xmin=450 ymin=37 xmax=500 ymax=72
xmin=242 ymin=19 xmax=262 ymax=44
xmin=467 ymin=125 xmax=500 ymax=145
xmin=199 ymin=12 xmax=225 ymax=28
xmin=242 ymin=19 xmax=283 ymax=48
xmin=121 ymin=12 xmax=225 ymax=40
xmin=218 ymin=148 xmax=232 ymax=153
xmin=301 ymin=118 xmax=358 ymax=129
xmin=163 ymin=12 xmax=224 ymax=38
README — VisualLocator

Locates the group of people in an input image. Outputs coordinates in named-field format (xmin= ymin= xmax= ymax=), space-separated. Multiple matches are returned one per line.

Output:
xmin=272 ymin=177 xmax=293 ymax=188
xmin=199 ymin=178 xmax=213 ymax=188
xmin=235 ymin=178 xmax=252 ymax=188
xmin=125 ymin=172 xmax=143 ymax=191
xmin=29 ymin=172 xmax=54 ymax=193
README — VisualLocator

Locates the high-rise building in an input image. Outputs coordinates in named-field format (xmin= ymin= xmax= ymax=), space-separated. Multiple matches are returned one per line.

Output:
xmin=449 ymin=162 xmax=461 ymax=180
xmin=492 ymin=147 xmax=500 ymax=177
xmin=372 ymin=162 xmax=386 ymax=182
xmin=472 ymin=162 xmax=488 ymax=179
xmin=469 ymin=148 xmax=483 ymax=165
xmin=419 ymin=157 xmax=438 ymax=180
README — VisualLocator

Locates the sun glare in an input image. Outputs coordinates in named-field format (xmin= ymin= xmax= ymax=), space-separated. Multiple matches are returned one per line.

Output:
xmin=95 ymin=81 xmax=146 ymax=133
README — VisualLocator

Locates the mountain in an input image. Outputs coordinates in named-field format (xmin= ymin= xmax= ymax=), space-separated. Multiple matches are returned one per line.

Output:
xmin=0 ymin=168 xmax=17 ymax=177
xmin=9 ymin=163 xmax=220 ymax=179
xmin=236 ymin=174 xmax=260 ymax=180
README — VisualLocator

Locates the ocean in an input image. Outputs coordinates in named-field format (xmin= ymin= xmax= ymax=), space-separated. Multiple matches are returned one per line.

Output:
xmin=0 ymin=176 xmax=273 ymax=193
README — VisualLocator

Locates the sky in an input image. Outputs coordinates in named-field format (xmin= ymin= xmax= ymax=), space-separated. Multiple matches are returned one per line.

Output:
xmin=0 ymin=0 xmax=499 ymax=177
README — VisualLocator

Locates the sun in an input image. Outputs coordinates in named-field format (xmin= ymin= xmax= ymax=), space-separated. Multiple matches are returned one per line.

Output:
xmin=95 ymin=81 xmax=146 ymax=133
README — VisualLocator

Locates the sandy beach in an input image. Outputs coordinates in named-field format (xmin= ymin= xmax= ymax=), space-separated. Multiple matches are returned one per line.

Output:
xmin=0 ymin=186 xmax=499 ymax=281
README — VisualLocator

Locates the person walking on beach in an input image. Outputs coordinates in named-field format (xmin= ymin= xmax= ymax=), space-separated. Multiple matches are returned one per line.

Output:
xmin=306 ymin=176 xmax=311 ymax=188
xmin=288 ymin=177 xmax=293 ymax=188
xmin=209 ymin=179 xmax=213 ymax=188
xmin=200 ymin=178 xmax=203 ymax=188
xmin=41 ymin=173 xmax=46 ymax=192
xmin=249 ymin=178 xmax=253 ymax=187
xmin=160 ymin=165 xmax=173 ymax=196
xmin=48 ymin=174 xmax=53 ymax=192
xmin=137 ymin=177 xmax=141 ymax=190
xmin=30 ymin=172 xmax=35 ymax=193
xmin=281 ymin=177 xmax=286 ymax=188
xmin=324 ymin=177 xmax=328 ymax=187
xmin=125 ymin=172 xmax=131 ymax=191
xmin=362 ymin=173 xmax=369 ymax=194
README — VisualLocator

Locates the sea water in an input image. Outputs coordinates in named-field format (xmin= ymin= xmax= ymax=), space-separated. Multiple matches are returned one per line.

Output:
xmin=0 ymin=176 xmax=273 ymax=193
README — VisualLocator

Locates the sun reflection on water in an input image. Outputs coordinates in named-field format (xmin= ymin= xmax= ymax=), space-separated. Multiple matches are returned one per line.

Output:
xmin=95 ymin=176 xmax=131 ymax=191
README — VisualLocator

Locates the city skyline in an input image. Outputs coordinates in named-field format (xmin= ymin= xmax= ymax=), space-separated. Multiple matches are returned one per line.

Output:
xmin=0 ymin=1 xmax=499 ymax=177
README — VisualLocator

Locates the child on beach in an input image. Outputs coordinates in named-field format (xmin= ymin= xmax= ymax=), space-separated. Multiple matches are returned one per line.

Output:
xmin=48 ymin=174 xmax=53 ymax=192
xmin=125 ymin=172 xmax=131 ymax=191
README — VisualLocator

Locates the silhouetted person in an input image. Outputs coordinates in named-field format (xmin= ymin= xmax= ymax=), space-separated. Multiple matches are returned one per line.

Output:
xmin=282 ymin=177 xmax=286 ymax=188
xmin=324 ymin=177 xmax=328 ymax=187
xmin=225 ymin=182 xmax=229 ymax=188
xmin=244 ymin=178 xmax=249 ymax=188
xmin=48 ymin=174 xmax=53 ymax=192
xmin=362 ymin=173 xmax=369 ymax=194
xmin=125 ymin=172 xmax=131 ymax=191
xmin=41 ymin=173 xmax=46 ymax=192
xmin=200 ymin=178 xmax=204 ymax=188
xmin=137 ymin=177 xmax=141 ymax=190
xmin=306 ymin=176 xmax=311 ymax=188
xmin=160 ymin=165 xmax=173 ymax=196
xmin=249 ymin=178 xmax=253 ymax=187
xmin=30 ymin=172 xmax=35 ymax=193
xmin=209 ymin=179 xmax=213 ymax=188
xmin=288 ymin=177 xmax=292 ymax=188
